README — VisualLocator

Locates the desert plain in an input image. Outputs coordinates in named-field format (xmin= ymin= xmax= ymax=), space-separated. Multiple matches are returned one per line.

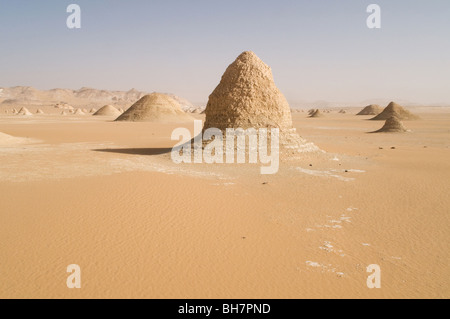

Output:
xmin=0 ymin=98 xmax=449 ymax=299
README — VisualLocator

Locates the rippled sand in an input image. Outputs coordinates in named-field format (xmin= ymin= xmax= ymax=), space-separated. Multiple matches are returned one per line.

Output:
xmin=0 ymin=111 xmax=449 ymax=298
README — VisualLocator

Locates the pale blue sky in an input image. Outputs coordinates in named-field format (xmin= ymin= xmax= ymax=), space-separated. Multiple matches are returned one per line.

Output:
xmin=0 ymin=0 xmax=449 ymax=105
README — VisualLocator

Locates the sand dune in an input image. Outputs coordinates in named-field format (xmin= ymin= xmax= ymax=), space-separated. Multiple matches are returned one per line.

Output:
xmin=0 ymin=131 xmax=37 ymax=145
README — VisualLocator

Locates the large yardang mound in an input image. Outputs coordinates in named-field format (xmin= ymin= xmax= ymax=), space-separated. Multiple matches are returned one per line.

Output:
xmin=116 ymin=93 xmax=194 ymax=122
xmin=370 ymin=102 xmax=419 ymax=120
xmin=357 ymin=104 xmax=383 ymax=115
xmin=203 ymin=51 xmax=319 ymax=156
xmin=204 ymin=51 xmax=292 ymax=130
xmin=373 ymin=116 xmax=407 ymax=133
xmin=93 ymin=105 xmax=121 ymax=116
xmin=309 ymin=109 xmax=323 ymax=118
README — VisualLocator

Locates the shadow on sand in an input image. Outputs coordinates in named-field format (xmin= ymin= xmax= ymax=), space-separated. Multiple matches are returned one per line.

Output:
xmin=93 ymin=148 xmax=172 ymax=156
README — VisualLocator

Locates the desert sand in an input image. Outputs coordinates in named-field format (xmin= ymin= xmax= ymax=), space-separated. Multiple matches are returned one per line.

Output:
xmin=0 ymin=52 xmax=449 ymax=299
xmin=0 ymin=108 xmax=449 ymax=299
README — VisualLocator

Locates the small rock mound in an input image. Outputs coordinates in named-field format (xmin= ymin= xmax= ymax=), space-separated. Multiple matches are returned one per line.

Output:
xmin=373 ymin=116 xmax=407 ymax=133
xmin=309 ymin=109 xmax=323 ymax=118
xmin=18 ymin=107 xmax=32 ymax=116
xmin=93 ymin=105 xmax=122 ymax=116
xmin=370 ymin=102 xmax=419 ymax=120
xmin=115 ymin=93 xmax=194 ymax=122
xmin=357 ymin=104 xmax=383 ymax=115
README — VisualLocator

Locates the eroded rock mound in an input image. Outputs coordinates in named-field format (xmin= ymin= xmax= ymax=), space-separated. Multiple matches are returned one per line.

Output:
xmin=115 ymin=93 xmax=194 ymax=122
xmin=202 ymin=51 xmax=319 ymax=157
xmin=93 ymin=105 xmax=122 ymax=116
xmin=370 ymin=102 xmax=419 ymax=120
xmin=373 ymin=116 xmax=407 ymax=133
xmin=357 ymin=104 xmax=383 ymax=115
xmin=309 ymin=109 xmax=323 ymax=118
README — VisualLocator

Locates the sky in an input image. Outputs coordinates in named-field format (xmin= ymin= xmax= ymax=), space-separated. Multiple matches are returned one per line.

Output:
xmin=0 ymin=0 xmax=449 ymax=105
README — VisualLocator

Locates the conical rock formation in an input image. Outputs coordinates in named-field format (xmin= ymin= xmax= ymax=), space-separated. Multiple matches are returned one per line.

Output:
xmin=93 ymin=105 xmax=121 ymax=116
xmin=370 ymin=102 xmax=419 ymax=120
xmin=357 ymin=104 xmax=383 ymax=115
xmin=309 ymin=109 xmax=323 ymax=118
xmin=373 ymin=116 xmax=407 ymax=133
xmin=18 ymin=107 xmax=32 ymax=116
xmin=116 ymin=93 xmax=194 ymax=122
xmin=202 ymin=51 xmax=319 ymax=157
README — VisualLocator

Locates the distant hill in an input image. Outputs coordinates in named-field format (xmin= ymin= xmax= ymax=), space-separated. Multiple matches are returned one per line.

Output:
xmin=0 ymin=86 xmax=197 ymax=112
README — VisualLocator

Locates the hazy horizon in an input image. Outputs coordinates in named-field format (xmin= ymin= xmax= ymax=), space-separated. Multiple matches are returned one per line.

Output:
xmin=1 ymin=0 xmax=449 ymax=106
